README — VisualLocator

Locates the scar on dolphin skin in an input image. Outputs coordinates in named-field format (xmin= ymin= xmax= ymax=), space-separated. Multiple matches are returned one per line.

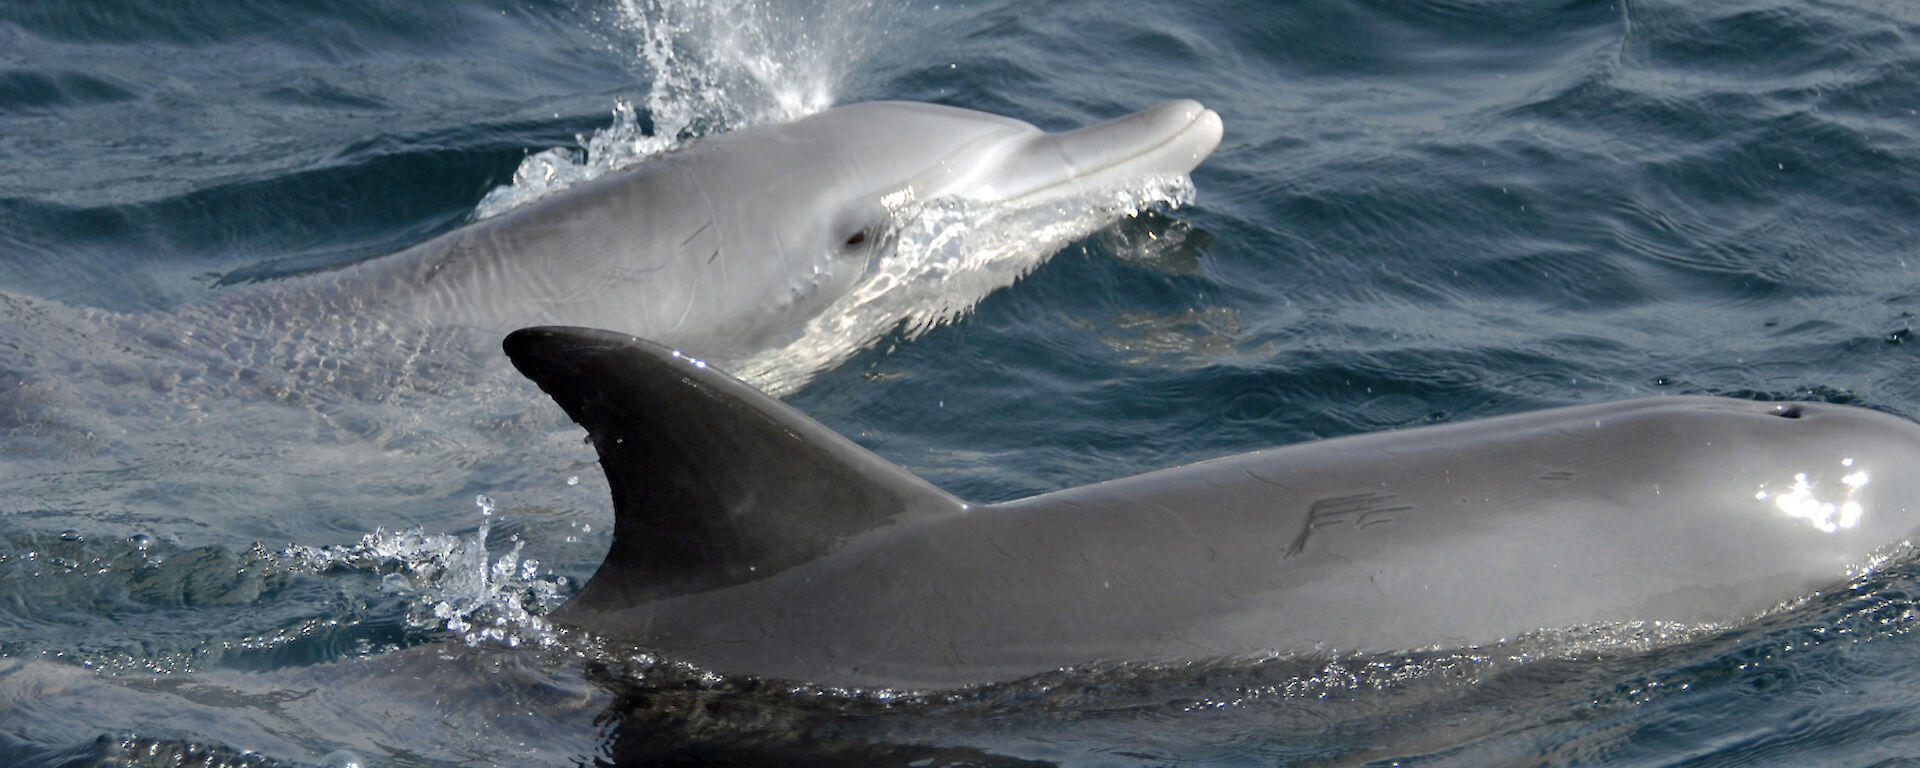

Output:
xmin=681 ymin=219 xmax=712 ymax=247
xmin=1238 ymin=470 xmax=1410 ymax=558
xmin=606 ymin=221 xmax=716 ymax=284
xmin=1287 ymin=492 xmax=1410 ymax=558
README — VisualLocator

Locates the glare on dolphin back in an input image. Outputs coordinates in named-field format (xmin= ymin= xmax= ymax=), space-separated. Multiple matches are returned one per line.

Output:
xmin=1756 ymin=457 xmax=1872 ymax=534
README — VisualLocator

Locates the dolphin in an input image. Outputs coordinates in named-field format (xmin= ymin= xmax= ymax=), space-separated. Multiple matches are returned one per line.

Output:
xmin=241 ymin=99 xmax=1224 ymax=372
xmin=504 ymin=326 xmax=1920 ymax=691
xmin=1 ymin=99 xmax=1219 ymax=440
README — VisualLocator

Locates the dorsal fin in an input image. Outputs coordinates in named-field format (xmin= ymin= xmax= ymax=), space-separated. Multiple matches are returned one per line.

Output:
xmin=503 ymin=326 xmax=967 ymax=613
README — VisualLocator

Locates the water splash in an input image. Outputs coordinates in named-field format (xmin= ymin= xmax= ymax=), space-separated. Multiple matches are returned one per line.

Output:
xmin=475 ymin=0 xmax=892 ymax=218
xmin=472 ymin=99 xmax=668 ymax=219
xmin=332 ymin=495 xmax=570 ymax=649
xmin=606 ymin=0 xmax=883 ymax=130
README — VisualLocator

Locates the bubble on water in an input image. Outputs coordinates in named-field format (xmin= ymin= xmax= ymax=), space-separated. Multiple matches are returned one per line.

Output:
xmin=320 ymin=749 xmax=365 ymax=768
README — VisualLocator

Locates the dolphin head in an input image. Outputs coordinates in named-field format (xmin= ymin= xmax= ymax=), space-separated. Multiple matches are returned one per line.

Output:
xmin=613 ymin=100 xmax=1223 ymax=362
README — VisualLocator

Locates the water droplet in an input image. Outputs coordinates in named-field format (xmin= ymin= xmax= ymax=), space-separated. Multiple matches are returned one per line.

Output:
xmin=320 ymin=749 xmax=365 ymax=768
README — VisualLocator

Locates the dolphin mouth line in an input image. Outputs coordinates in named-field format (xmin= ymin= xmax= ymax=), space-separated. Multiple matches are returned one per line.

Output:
xmin=1112 ymin=104 xmax=1223 ymax=170
xmin=1006 ymin=101 xmax=1224 ymax=205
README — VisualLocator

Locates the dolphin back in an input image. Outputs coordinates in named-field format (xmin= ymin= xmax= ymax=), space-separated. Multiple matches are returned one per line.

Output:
xmin=505 ymin=327 xmax=1920 ymax=690
xmin=502 ymin=326 xmax=966 ymax=616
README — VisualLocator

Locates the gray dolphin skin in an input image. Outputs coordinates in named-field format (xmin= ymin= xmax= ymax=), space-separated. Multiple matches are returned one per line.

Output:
xmin=0 ymin=100 xmax=1218 ymax=445
xmin=505 ymin=327 xmax=1920 ymax=691
xmin=277 ymin=100 xmax=1223 ymax=367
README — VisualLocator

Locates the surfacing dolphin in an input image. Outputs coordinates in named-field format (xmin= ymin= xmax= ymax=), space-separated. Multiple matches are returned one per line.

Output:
xmin=1 ymin=99 xmax=1219 ymax=437
xmin=248 ymin=99 xmax=1223 ymax=373
xmin=505 ymin=326 xmax=1920 ymax=691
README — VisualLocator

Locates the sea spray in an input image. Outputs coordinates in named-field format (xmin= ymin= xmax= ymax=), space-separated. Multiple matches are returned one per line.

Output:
xmin=475 ymin=0 xmax=893 ymax=218
xmin=353 ymin=494 xmax=570 ymax=648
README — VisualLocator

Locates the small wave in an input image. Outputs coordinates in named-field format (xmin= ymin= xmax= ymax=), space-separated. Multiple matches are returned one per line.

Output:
xmin=0 ymin=492 xmax=574 ymax=675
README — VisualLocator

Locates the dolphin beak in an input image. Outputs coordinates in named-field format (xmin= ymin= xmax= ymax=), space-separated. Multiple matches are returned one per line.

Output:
xmin=983 ymin=100 xmax=1224 ymax=204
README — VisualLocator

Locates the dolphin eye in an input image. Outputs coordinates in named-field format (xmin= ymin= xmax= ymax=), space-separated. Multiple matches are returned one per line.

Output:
xmin=845 ymin=229 xmax=869 ymax=246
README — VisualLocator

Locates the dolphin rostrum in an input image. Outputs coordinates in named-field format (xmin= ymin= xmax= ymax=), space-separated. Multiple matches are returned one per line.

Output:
xmin=507 ymin=326 xmax=1920 ymax=691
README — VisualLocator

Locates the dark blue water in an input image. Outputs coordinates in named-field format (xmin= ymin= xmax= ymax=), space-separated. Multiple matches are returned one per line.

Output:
xmin=5 ymin=0 xmax=1920 ymax=765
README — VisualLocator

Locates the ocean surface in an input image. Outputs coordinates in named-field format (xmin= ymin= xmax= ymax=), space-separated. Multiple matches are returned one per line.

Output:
xmin=4 ymin=0 xmax=1920 ymax=765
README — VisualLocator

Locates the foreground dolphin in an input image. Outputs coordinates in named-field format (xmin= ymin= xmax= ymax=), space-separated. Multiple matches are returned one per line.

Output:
xmin=505 ymin=327 xmax=1920 ymax=690
xmin=251 ymin=99 xmax=1223 ymax=369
